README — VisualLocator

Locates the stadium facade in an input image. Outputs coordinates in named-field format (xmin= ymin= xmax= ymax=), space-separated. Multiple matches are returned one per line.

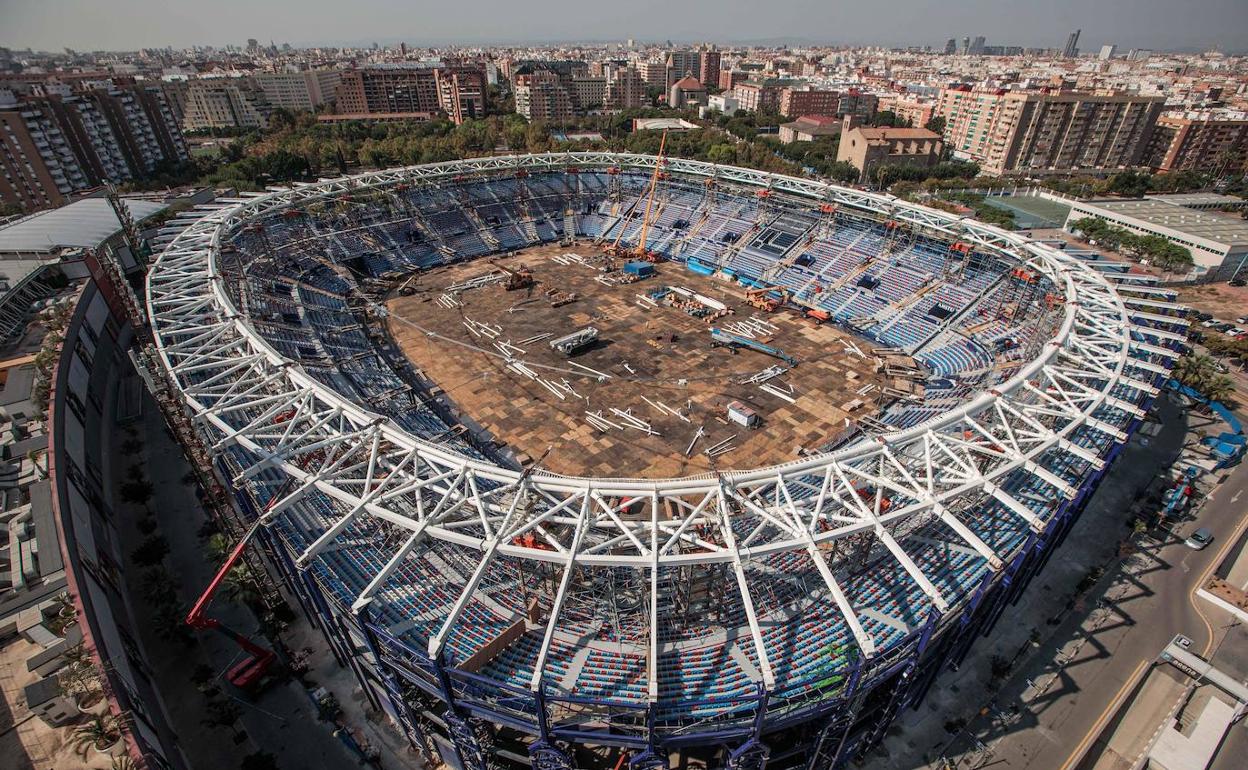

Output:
xmin=144 ymin=153 xmax=1189 ymax=769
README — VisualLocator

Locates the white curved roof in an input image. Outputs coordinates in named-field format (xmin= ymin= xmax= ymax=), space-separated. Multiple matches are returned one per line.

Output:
xmin=0 ymin=197 xmax=166 ymax=256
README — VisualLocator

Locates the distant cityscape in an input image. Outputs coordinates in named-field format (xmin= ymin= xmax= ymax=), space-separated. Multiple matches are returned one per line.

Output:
xmin=1 ymin=31 xmax=1246 ymax=215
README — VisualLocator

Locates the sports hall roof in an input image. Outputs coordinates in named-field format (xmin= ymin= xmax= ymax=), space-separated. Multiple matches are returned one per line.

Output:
xmin=0 ymin=198 xmax=167 ymax=257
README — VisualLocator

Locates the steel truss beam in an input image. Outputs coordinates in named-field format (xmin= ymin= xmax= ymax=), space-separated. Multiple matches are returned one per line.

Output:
xmin=145 ymin=152 xmax=1175 ymax=701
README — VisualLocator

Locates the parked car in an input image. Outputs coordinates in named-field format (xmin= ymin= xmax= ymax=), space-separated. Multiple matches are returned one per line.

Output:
xmin=1184 ymin=527 xmax=1214 ymax=550
xmin=1201 ymin=319 xmax=1221 ymax=328
xmin=1193 ymin=311 xmax=1214 ymax=322
xmin=1230 ymin=278 xmax=1246 ymax=287
xmin=1213 ymin=322 xmax=1235 ymax=333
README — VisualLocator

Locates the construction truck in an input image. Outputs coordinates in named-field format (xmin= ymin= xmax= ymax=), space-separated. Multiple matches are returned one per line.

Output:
xmin=550 ymin=327 xmax=599 ymax=356
xmin=185 ymin=519 xmax=280 ymax=695
xmin=805 ymin=309 xmax=831 ymax=325
xmin=545 ymin=287 xmax=578 ymax=307
xmin=745 ymin=286 xmax=789 ymax=312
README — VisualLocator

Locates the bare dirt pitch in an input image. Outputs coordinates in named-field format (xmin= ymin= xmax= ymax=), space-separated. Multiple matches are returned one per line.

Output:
xmin=386 ymin=244 xmax=889 ymax=478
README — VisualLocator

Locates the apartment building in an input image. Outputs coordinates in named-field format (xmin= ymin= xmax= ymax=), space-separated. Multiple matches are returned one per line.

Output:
xmin=0 ymin=106 xmax=84 ymax=210
xmin=154 ymin=78 xmax=189 ymax=124
xmin=665 ymin=50 xmax=701 ymax=90
xmin=1 ymin=86 xmax=187 ymax=212
xmin=182 ymin=79 xmax=270 ymax=130
xmin=935 ymin=87 xmax=1164 ymax=175
xmin=718 ymin=70 xmax=748 ymax=92
xmin=254 ymin=69 xmax=342 ymax=111
xmin=335 ymin=65 xmax=441 ymax=115
xmin=699 ymin=50 xmax=721 ymax=94
xmin=435 ymin=65 xmax=487 ymax=124
xmin=780 ymin=88 xmax=840 ymax=118
xmin=332 ymin=63 xmax=486 ymax=125
xmin=883 ymin=96 xmax=936 ymax=129
xmin=780 ymin=88 xmax=879 ymax=120
xmin=1147 ymin=111 xmax=1248 ymax=176
xmin=733 ymin=79 xmax=798 ymax=113
xmin=606 ymin=66 xmax=645 ymax=110
xmin=514 ymin=70 xmax=573 ymax=122
xmin=569 ymin=76 xmax=607 ymax=111
xmin=637 ymin=60 xmax=667 ymax=86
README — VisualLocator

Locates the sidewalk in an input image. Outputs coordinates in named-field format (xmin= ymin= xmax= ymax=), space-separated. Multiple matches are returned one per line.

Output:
xmin=113 ymin=379 xmax=381 ymax=769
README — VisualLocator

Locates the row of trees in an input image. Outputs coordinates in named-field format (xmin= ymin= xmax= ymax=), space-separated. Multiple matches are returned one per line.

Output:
xmin=170 ymin=107 xmax=820 ymax=194
xmin=872 ymin=160 xmax=981 ymax=189
xmin=1203 ymin=332 xmax=1248 ymax=363
xmin=1041 ymin=169 xmax=1214 ymax=199
xmin=1068 ymin=216 xmax=1194 ymax=272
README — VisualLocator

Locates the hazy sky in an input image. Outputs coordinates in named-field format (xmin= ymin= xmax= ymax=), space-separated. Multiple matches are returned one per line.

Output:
xmin=2 ymin=0 xmax=1246 ymax=54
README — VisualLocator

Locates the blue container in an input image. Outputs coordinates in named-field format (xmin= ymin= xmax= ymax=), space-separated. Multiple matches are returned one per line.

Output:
xmin=623 ymin=261 xmax=655 ymax=277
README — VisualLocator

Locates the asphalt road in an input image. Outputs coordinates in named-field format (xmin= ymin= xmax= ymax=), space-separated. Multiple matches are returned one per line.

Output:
xmin=991 ymin=460 xmax=1248 ymax=770
xmin=1060 ymin=458 xmax=1248 ymax=770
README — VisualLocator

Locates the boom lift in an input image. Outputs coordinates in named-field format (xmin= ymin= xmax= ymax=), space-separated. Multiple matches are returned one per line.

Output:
xmin=185 ymin=519 xmax=279 ymax=694
xmin=709 ymin=327 xmax=799 ymax=366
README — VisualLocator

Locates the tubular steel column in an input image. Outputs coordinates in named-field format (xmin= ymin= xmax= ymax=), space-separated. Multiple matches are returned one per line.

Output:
xmin=528 ymin=687 xmax=574 ymax=770
xmin=628 ymin=707 xmax=667 ymax=770
xmin=982 ymin=530 xmax=1039 ymax=636
xmin=296 ymin=565 xmax=351 ymax=668
xmin=727 ymin=687 xmax=771 ymax=770
xmin=433 ymin=653 xmax=491 ymax=770
xmin=257 ymin=526 xmax=318 ymax=627
xmin=356 ymin=602 xmax=432 ymax=757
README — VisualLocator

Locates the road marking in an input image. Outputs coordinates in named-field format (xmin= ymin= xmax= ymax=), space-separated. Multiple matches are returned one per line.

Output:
xmin=1232 ymin=490 xmax=1242 ymax=504
xmin=1058 ymin=659 xmax=1150 ymax=770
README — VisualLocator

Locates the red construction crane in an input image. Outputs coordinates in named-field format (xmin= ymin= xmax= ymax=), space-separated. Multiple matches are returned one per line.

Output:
xmin=185 ymin=518 xmax=279 ymax=693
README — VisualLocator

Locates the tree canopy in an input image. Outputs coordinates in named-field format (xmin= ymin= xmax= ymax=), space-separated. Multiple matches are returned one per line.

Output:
xmin=1069 ymin=217 xmax=1194 ymax=272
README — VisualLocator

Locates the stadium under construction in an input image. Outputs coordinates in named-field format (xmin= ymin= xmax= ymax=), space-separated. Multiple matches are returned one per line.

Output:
xmin=143 ymin=153 xmax=1191 ymax=770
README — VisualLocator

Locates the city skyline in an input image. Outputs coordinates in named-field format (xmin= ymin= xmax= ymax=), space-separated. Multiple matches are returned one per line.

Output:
xmin=3 ymin=0 xmax=1247 ymax=54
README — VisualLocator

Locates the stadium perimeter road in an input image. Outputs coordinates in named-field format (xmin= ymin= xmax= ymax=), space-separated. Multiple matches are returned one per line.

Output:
xmin=875 ymin=392 xmax=1248 ymax=770
xmin=115 ymin=385 xmax=390 ymax=769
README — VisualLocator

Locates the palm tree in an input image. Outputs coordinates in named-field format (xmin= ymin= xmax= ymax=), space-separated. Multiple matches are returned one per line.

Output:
xmin=51 ymin=591 xmax=75 ymax=618
xmin=1174 ymin=352 xmax=1219 ymax=391
xmin=71 ymin=714 xmax=122 ymax=756
xmin=48 ymin=592 xmax=77 ymax=635
xmin=59 ymin=644 xmax=103 ymax=707
xmin=1204 ymin=375 xmax=1237 ymax=405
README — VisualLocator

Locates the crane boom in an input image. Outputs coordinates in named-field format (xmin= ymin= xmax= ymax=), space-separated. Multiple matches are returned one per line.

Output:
xmin=185 ymin=517 xmax=279 ymax=692
xmin=185 ymin=519 xmax=266 ymax=629
xmin=635 ymin=130 xmax=668 ymax=259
